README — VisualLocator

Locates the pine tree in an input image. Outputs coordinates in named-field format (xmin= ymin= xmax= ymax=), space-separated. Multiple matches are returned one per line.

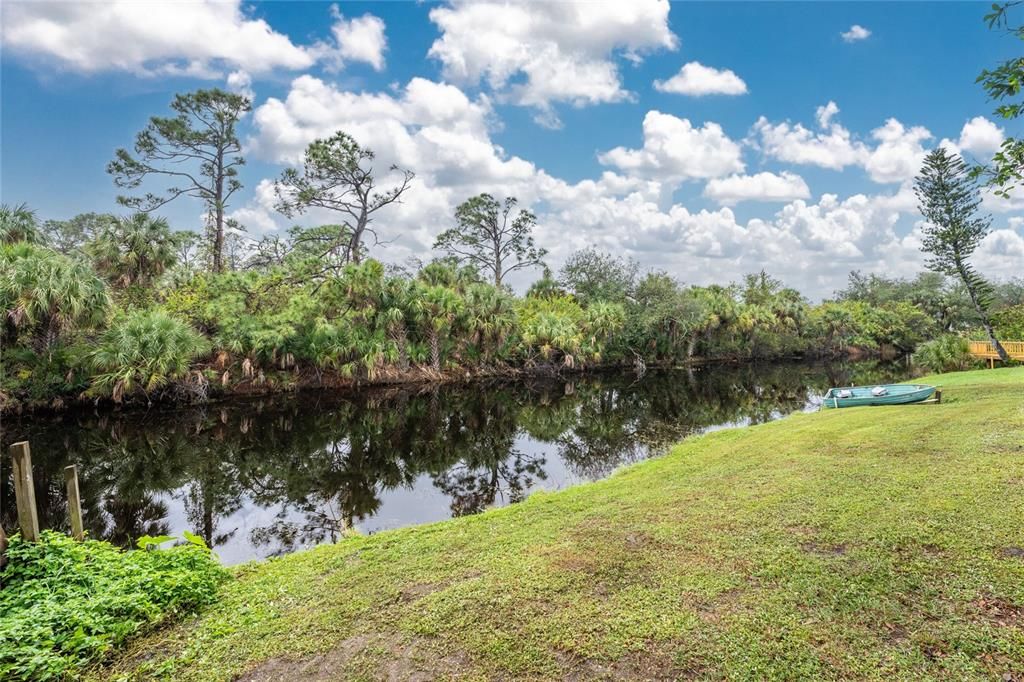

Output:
xmin=108 ymin=89 xmax=251 ymax=273
xmin=914 ymin=147 xmax=1008 ymax=361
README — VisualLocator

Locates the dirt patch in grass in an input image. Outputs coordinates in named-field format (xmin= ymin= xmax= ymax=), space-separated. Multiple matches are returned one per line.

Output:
xmin=237 ymin=632 xmax=470 ymax=681
xmin=786 ymin=525 xmax=820 ymax=538
xmin=973 ymin=595 xmax=1024 ymax=628
xmin=398 ymin=582 xmax=443 ymax=603
xmin=557 ymin=647 xmax=690 ymax=681
xmin=799 ymin=540 xmax=848 ymax=556
xmin=1001 ymin=547 xmax=1024 ymax=559
xmin=693 ymin=587 xmax=745 ymax=625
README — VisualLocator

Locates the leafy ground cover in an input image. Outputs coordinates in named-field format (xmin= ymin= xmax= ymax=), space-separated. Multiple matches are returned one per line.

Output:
xmin=0 ymin=532 xmax=227 ymax=681
xmin=95 ymin=367 xmax=1024 ymax=680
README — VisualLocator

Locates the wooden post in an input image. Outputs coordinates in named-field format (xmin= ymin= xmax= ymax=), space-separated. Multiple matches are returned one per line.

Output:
xmin=935 ymin=389 xmax=942 ymax=404
xmin=10 ymin=442 xmax=39 ymax=542
xmin=64 ymin=465 xmax=84 ymax=541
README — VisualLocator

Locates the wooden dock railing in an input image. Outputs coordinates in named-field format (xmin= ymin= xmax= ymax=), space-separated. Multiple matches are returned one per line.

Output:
xmin=968 ymin=340 xmax=1024 ymax=367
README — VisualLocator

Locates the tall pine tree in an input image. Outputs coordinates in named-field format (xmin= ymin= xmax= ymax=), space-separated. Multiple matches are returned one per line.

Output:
xmin=108 ymin=89 xmax=251 ymax=273
xmin=915 ymin=147 xmax=1009 ymax=361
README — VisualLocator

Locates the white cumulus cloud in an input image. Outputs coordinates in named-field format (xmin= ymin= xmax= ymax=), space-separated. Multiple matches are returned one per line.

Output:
xmin=750 ymin=102 xmax=867 ymax=171
xmin=426 ymin=0 xmax=677 ymax=127
xmin=226 ymin=70 xmax=254 ymax=100
xmin=653 ymin=62 xmax=748 ymax=96
xmin=704 ymin=171 xmax=811 ymax=206
xmin=598 ymin=111 xmax=745 ymax=182
xmin=946 ymin=115 xmax=1005 ymax=157
xmin=326 ymin=8 xmax=387 ymax=71
xmin=752 ymin=102 xmax=933 ymax=184
xmin=841 ymin=25 xmax=871 ymax=42
xmin=2 ymin=0 xmax=388 ymax=78
xmin=864 ymin=118 xmax=932 ymax=184
xmin=236 ymin=77 xmax=1023 ymax=295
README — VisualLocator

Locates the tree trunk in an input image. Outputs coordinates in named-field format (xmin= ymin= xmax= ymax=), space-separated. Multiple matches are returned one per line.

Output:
xmin=393 ymin=326 xmax=410 ymax=372
xmin=956 ymin=260 xmax=1009 ymax=362
xmin=493 ymin=236 xmax=502 ymax=287
xmin=430 ymin=329 xmax=441 ymax=372
xmin=35 ymin=315 xmax=60 ymax=355
xmin=686 ymin=331 xmax=700 ymax=361
xmin=213 ymin=149 xmax=225 ymax=273
xmin=350 ymin=208 xmax=368 ymax=265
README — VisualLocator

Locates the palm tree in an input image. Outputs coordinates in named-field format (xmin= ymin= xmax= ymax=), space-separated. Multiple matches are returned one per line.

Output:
xmin=86 ymin=213 xmax=180 ymax=287
xmin=583 ymin=301 xmax=625 ymax=360
xmin=0 ymin=203 xmax=46 ymax=245
xmin=89 ymin=309 xmax=210 ymax=402
xmin=682 ymin=287 xmax=735 ymax=360
xmin=463 ymin=283 xmax=516 ymax=364
xmin=0 ymin=243 xmax=110 ymax=352
xmin=381 ymin=277 xmax=415 ymax=371
xmin=415 ymin=285 xmax=462 ymax=371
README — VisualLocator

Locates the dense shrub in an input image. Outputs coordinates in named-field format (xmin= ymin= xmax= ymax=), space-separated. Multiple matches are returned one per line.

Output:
xmin=0 ymin=243 xmax=110 ymax=352
xmin=0 ymin=531 xmax=227 ymax=680
xmin=993 ymin=304 xmax=1024 ymax=339
xmin=89 ymin=309 xmax=210 ymax=402
xmin=913 ymin=335 xmax=977 ymax=373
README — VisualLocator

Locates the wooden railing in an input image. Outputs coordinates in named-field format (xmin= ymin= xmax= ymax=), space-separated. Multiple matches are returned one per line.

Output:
xmin=968 ymin=340 xmax=1024 ymax=364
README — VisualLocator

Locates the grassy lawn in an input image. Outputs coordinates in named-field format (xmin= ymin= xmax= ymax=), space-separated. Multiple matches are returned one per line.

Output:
xmin=96 ymin=368 xmax=1024 ymax=681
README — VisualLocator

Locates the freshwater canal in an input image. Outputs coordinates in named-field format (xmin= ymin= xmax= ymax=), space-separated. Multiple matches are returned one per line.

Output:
xmin=1 ymin=360 xmax=912 ymax=564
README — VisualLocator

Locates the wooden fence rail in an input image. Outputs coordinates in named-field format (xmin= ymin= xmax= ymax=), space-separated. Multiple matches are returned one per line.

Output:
xmin=10 ymin=442 xmax=39 ymax=542
xmin=968 ymin=340 xmax=1024 ymax=368
xmin=5 ymin=442 xmax=85 ymax=545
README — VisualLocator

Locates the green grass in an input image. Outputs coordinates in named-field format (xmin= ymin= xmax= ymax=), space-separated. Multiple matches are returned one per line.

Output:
xmin=95 ymin=368 xmax=1024 ymax=681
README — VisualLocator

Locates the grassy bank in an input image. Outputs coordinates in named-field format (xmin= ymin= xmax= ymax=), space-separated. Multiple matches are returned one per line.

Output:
xmin=96 ymin=368 xmax=1024 ymax=681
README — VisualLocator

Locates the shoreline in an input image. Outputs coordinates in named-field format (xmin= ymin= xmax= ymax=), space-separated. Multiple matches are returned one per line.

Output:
xmin=2 ymin=349 xmax=860 ymax=417
xmin=88 ymin=366 xmax=1024 ymax=680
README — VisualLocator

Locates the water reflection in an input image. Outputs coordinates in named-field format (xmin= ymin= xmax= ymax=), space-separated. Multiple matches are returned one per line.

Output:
xmin=0 ymin=361 xmax=910 ymax=564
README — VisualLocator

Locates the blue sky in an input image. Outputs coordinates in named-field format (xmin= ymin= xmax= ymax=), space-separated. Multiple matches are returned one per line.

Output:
xmin=2 ymin=1 xmax=1022 ymax=295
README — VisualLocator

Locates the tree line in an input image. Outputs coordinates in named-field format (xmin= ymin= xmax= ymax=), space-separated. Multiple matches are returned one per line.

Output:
xmin=3 ymin=5 xmax=1024 ymax=410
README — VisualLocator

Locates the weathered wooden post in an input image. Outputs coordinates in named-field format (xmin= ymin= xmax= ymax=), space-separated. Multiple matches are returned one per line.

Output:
xmin=64 ymin=465 xmax=84 ymax=541
xmin=935 ymin=389 xmax=942 ymax=404
xmin=10 ymin=442 xmax=39 ymax=542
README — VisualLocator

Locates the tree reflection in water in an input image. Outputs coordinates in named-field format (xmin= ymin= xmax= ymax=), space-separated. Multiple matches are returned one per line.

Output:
xmin=0 ymin=360 xmax=911 ymax=563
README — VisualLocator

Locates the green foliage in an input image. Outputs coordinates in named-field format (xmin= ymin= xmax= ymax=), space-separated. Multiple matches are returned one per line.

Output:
xmin=809 ymin=300 xmax=935 ymax=353
xmin=89 ymin=309 xmax=210 ymax=402
xmin=916 ymin=146 xmax=1008 ymax=358
xmin=0 ymin=243 xmax=110 ymax=352
xmin=525 ymin=267 xmax=565 ymax=300
xmin=434 ymin=194 xmax=547 ymax=286
xmin=915 ymin=148 xmax=992 ymax=281
xmin=85 ymin=213 xmax=181 ymax=288
xmin=975 ymin=3 xmax=1024 ymax=196
xmin=0 ymin=531 xmax=227 ymax=681
xmin=273 ymin=130 xmax=413 ymax=265
xmin=0 ymin=343 xmax=91 ymax=405
xmin=913 ymin=334 xmax=977 ymax=373
xmin=558 ymin=248 xmax=638 ymax=305
xmin=107 ymin=88 xmax=251 ymax=273
xmin=0 ymin=203 xmax=46 ymax=245
xmin=42 ymin=213 xmax=117 ymax=255
xmin=517 ymin=295 xmax=623 ymax=366
xmin=992 ymin=303 xmax=1024 ymax=338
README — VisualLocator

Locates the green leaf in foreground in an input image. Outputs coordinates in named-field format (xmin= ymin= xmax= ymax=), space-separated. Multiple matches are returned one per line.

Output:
xmin=0 ymin=531 xmax=228 ymax=681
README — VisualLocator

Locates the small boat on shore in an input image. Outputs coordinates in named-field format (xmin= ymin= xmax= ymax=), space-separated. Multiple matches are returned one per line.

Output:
xmin=822 ymin=384 xmax=936 ymax=409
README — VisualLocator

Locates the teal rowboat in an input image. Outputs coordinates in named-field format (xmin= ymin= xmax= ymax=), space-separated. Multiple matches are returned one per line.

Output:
xmin=822 ymin=384 xmax=936 ymax=409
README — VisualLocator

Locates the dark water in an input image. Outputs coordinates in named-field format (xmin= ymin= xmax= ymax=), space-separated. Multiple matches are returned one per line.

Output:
xmin=1 ymin=361 xmax=912 ymax=565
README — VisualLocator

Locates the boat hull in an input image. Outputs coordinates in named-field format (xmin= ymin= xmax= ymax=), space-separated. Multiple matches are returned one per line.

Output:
xmin=822 ymin=384 xmax=936 ymax=409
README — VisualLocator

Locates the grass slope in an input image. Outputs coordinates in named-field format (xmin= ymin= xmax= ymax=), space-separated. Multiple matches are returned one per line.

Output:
xmin=97 ymin=368 xmax=1024 ymax=681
